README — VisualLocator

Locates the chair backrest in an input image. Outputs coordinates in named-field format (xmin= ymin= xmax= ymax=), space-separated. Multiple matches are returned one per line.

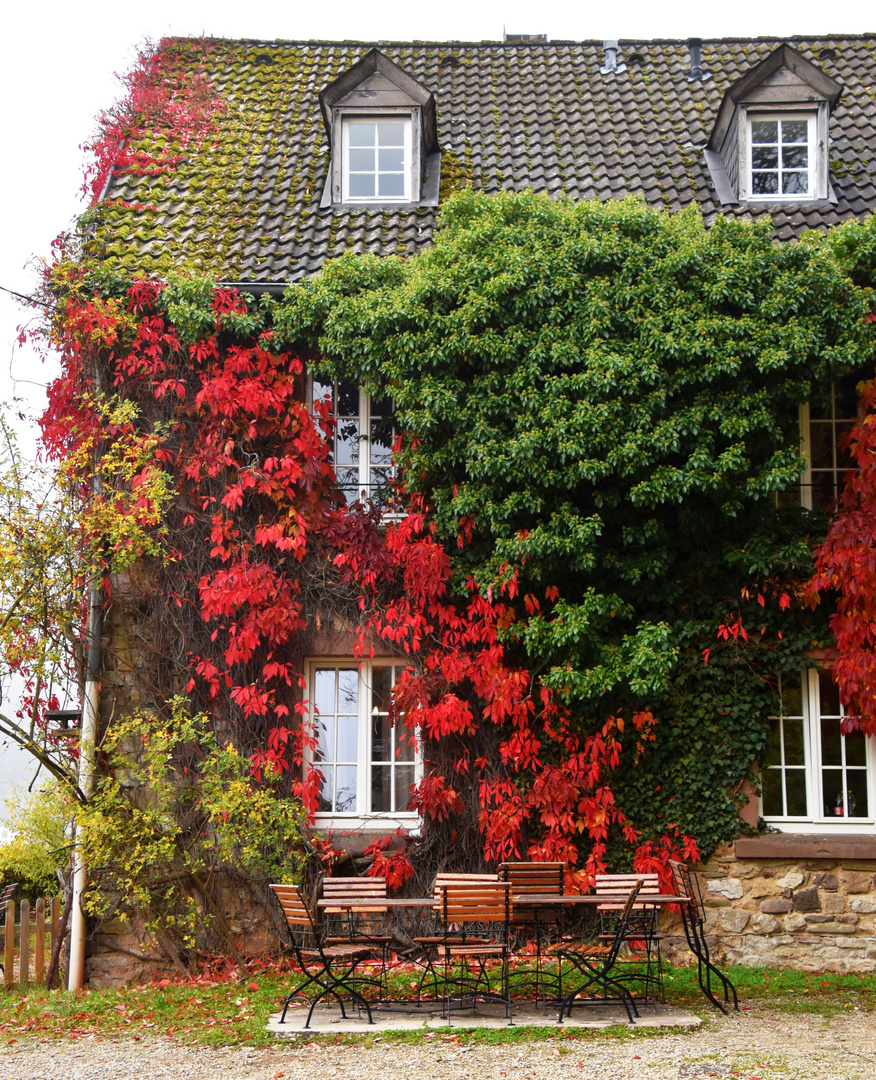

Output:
xmin=322 ymin=876 xmax=387 ymax=913
xmin=500 ymin=862 xmax=564 ymax=895
xmin=595 ymin=872 xmax=660 ymax=910
xmin=500 ymin=861 xmax=564 ymax=924
xmin=269 ymin=883 xmax=317 ymax=930
xmin=438 ymin=880 xmax=511 ymax=927
xmin=432 ymin=872 xmax=498 ymax=901
xmin=617 ymin=879 xmax=644 ymax=928
xmin=0 ymin=883 xmax=16 ymax=909
xmin=668 ymin=860 xmax=705 ymax=925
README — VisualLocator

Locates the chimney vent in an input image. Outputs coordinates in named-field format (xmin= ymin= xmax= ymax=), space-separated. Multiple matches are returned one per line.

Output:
xmin=686 ymin=38 xmax=710 ymax=81
xmin=601 ymin=40 xmax=627 ymax=76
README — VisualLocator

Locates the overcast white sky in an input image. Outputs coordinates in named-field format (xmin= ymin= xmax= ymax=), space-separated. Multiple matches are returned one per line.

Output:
xmin=0 ymin=0 xmax=873 ymax=809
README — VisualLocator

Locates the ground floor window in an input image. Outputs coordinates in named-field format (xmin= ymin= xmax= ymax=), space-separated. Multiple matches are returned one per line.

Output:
xmin=308 ymin=660 xmax=418 ymax=823
xmin=762 ymin=670 xmax=874 ymax=827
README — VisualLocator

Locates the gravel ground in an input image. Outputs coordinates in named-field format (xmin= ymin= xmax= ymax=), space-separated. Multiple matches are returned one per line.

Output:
xmin=0 ymin=1002 xmax=874 ymax=1079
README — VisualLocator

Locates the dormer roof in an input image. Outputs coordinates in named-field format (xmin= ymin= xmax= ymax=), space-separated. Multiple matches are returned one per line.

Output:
xmin=708 ymin=43 xmax=842 ymax=153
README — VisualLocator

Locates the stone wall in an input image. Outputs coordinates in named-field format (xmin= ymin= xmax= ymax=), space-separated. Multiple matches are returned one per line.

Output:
xmin=661 ymin=840 xmax=876 ymax=973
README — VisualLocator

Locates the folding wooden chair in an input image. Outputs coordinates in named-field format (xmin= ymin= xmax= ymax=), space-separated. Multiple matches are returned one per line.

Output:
xmin=412 ymin=873 xmax=499 ymax=1004
xmin=595 ymin=872 xmax=664 ymax=1004
xmin=668 ymin=861 xmax=738 ymax=1014
xmin=551 ymin=880 xmax=643 ymax=1024
xmin=432 ymin=879 xmax=514 ymax=1022
xmin=269 ymin=883 xmax=383 ymax=1028
xmin=499 ymin=861 xmax=565 ymax=1005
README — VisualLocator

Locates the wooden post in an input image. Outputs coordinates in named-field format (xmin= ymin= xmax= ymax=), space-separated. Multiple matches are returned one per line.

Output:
xmin=19 ymin=900 xmax=30 ymax=989
xmin=4 ymin=900 xmax=14 ymax=989
xmin=35 ymin=899 xmax=46 ymax=986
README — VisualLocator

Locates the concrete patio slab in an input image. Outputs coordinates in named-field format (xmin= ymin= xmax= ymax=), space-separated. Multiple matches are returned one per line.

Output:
xmin=267 ymin=1000 xmax=701 ymax=1035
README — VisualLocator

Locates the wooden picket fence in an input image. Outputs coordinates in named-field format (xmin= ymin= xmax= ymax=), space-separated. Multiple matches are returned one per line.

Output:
xmin=3 ymin=899 xmax=64 ymax=989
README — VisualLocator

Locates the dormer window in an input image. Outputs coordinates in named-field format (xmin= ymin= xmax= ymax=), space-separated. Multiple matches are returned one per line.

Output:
xmin=705 ymin=44 xmax=841 ymax=207
xmin=749 ymin=114 xmax=815 ymax=199
xmin=344 ymin=118 xmax=411 ymax=202
xmin=319 ymin=49 xmax=441 ymax=210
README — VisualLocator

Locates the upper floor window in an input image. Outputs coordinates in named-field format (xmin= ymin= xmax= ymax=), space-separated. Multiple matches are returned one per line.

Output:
xmin=761 ymin=671 xmax=874 ymax=829
xmin=308 ymin=660 xmax=419 ymax=824
xmin=311 ymin=377 xmax=397 ymax=509
xmin=705 ymin=43 xmax=840 ymax=207
xmin=343 ymin=118 xmax=411 ymax=202
xmin=318 ymin=48 xmax=440 ymax=210
xmin=748 ymin=114 xmax=815 ymax=200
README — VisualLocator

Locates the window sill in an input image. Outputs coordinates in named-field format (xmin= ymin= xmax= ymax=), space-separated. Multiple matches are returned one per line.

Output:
xmin=736 ymin=834 xmax=876 ymax=859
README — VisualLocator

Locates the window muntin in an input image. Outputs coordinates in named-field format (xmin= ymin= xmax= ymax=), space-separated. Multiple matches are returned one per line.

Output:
xmin=311 ymin=378 xmax=396 ymax=508
xmin=309 ymin=661 xmax=418 ymax=819
xmin=762 ymin=671 xmax=873 ymax=825
xmin=748 ymin=114 xmax=815 ymax=200
xmin=343 ymin=119 xmax=411 ymax=203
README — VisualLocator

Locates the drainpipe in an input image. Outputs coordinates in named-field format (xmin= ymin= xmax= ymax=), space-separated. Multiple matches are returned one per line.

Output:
xmin=67 ymin=457 xmax=104 ymax=989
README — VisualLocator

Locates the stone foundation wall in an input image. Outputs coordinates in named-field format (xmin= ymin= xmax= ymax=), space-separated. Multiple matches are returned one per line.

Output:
xmin=660 ymin=841 xmax=876 ymax=973
xmin=86 ymin=878 xmax=283 ymax=988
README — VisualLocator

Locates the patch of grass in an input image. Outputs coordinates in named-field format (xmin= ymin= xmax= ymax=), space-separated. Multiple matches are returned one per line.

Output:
xmin=0 ymin=962 xmax=874 ymax=1046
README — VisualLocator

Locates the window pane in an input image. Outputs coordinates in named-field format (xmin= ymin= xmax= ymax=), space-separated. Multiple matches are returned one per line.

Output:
xmin=371 ymin=765 xmax=391 ymax=812
xmin=810 ymin=422 xmax=835 ymax=468
xmin=338 ymin=668 xmax=359 ymax=713
xmin=314 ymin=716 xmax=334 ymax=761
xmin=783 ymin=120 xmax=808 ymax=142
xmin=378 ymin=147 xmax=404 ymax=171
xmin=810 ymin=472 xmax=836 ymax=509
xmin=780 ymin=674 xmax=803 ymax=717
xmin=314 ymin=668 xmax=336 ymax=715
xmin=396 ymin=729 xmax=415 ymax=763
xmin=751 ymin=119 xmax=777 ymax=142
xmin=371 ymin=714 xmax=390 ymax=763
xmin=337 ymin=715 xmax=358 ymax=761
xmin=370 ymin=419 xmax=394 ymax=464
xmin=752 ymin=172 xmax=778 ymax=195
xmin=819 ymin=672 xmax=841 ymax=716
xmin=312 ymin=379 xmax=333 ymax=406
xmin=764 ymin=717 xmax=782 ymax=766
xmin=783 ymin=717 xmax=805 ymax=766
xmin=378 ymin=173 xmax=405 ymax=198
xmin=348 ymin=173 xmax=375 ymax=198
xmin=752 ymin=146 xmax=779 ymax=169
xmin=396 ymin=764 xmax=415 ymax=809
xmin=786 ymin=769 xmax=808 ymax=816
xmin=782 ymin=145 xmax=808 ymax=169
xmin=378 ymin=122 xmax=405 ymax=145
xmin=782 ymin=171 xmax=809 ymax=195
xmin=845 ymin=729 xmax=867 ymax=767
xmin=821 ymin=716 xmax=843 ymax=767
xmin=336 ymin=419 xmax=360 ymax=466
xmin=335 ymin=766 xmax=357 ymax=812
xmin=317 ymin=766 xmax=333 ymax=813
xmin=337 ymin=381 xmax=359 ymax=417
xmin=822 ymin=768 xmax=844 ymax=816
xmin=349 ymin=148 xmax=375 ymax=172
xmin=761 ymin=768 xmax=784 ymax=816
xmin=348 ymin=123 xmax=375 ymax=147
xmin=846 ymin=772 xmax=868 ymax=818
xmin=371 ymin=665 xmax=393 ymax=715
xmin=836 ymin=422 xmax=856 ymax=469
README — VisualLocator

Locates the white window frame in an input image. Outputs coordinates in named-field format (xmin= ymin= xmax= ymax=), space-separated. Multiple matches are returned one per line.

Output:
xmin=761 ymin=671 xmax=876 ymax=833
xmin=309 ymin=376 xmax=398 ymax=509
xmin=341 ymin=115 xmax=413 ymax=204
xmin=306 ymin=659 xmax=421 ymax=829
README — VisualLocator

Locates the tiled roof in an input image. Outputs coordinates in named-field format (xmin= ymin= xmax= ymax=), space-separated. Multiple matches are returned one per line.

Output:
xmin=97 ymin=35 xmax=876 ymax=284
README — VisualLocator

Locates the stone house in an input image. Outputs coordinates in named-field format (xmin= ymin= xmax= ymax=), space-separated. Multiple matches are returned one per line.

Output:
xmin=86 ymin=32 xmax=876 ymax=975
